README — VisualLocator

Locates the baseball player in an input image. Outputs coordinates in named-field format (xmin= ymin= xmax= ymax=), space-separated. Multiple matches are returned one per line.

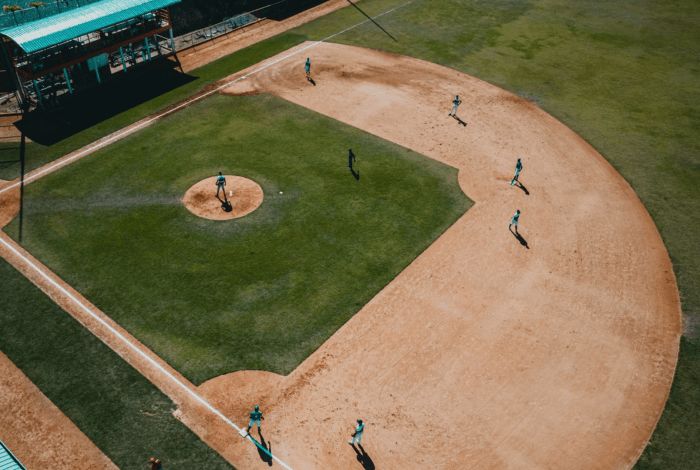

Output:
xmin=449 ymin=95 xmax=462 ymax=116
xmin=305 ymin=58 xmax=311 ymax=79
xmin=348 ymin=419 xmax=365 ymax=445
xmin=509 ymin=210 xmax=521 ymax=233
xmin=348 ymin=149 xmax=356 ymax=172
xmin=148 ymin=457 xmax=163 ymax=470
xmin=247 ymin=405 xmax=264 ymax=434
xmin=215 ymin=172 xmax=226 ymax=197
xmin=510 ymin=158 xmax=523 ymax=185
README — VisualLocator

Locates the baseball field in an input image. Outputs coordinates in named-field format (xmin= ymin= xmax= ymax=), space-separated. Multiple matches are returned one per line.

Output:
xmin=0 ymin=0 xmax=698 ymax=469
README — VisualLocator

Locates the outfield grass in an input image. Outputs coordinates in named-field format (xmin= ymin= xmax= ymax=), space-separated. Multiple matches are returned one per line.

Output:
xmin=4 ymin=93 xmax=471 ymax=384
xmin=1 ymin=0 xmax=698 ymax=467
xmin=288 ymin=0 xmax=700 ymax=467
xmin=0 ymin=259 xmax=235 ymax=470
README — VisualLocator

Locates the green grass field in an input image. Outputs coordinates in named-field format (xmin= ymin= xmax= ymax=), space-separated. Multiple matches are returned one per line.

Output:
xmin=290 ymin=1 xmax=700 ymax=467
xmin=0 ymin=259 xmax=235 ymax=470
xmin=1 ymin=0 xmax=698 ymax=468
xmin=4 ymin=93 xmax=471 ymax=384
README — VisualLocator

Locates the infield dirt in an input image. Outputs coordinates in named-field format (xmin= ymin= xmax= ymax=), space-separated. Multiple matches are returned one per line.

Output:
xmin=201 ymin=42 xmax=681 ymax=470
xmin=0 ymin=41 xmax=682 ymax=470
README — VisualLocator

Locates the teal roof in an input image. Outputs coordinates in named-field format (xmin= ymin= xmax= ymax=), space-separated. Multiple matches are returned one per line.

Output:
xmin=0 ymin=439 xmax=26 ymax=470
xmin=0 ymin=0 xmax=180 ymax=54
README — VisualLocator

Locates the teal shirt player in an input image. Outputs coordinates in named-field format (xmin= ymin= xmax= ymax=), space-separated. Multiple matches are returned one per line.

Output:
xmin=355 ymin=423 xmax=365 ymax=434
xmin=250 ymin=410 xmax=262 ymax=421
xmin=216 ymin=175 xmax=226 ymax=185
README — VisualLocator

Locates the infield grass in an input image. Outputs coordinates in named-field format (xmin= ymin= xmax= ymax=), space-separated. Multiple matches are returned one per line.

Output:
xmin=4 ymin=93 xmax=471 ymax=384
xmin=0 ymin=259 xmax=235 ymax=470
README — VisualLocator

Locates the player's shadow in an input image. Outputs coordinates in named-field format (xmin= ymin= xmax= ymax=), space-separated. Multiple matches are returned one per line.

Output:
xmin=510 ymin=228 xmax=529 ymax=249
xmin=511 ymin=181 xmax=530 ymax=195
xmin=351 ymin=444 xmax=375 ymax=470
xmin=452 ymin=115 xmax=467 ymax=127
xmin=351 ymin=168 xmax=360 ymax=180
xmin=307 ymin=77 xmax=316 ymax=86
xmin=254 ymin=431 xmax=273 ymax=466
xmin=216 ymin=195 xmax=232 ymax=212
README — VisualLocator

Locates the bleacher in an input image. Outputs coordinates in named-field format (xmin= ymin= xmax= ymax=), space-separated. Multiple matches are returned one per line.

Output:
xmin=0 ymin=0 xmax=103 ymax=31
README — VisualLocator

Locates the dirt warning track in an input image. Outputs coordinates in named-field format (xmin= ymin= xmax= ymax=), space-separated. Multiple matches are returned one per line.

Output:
xmin=207 ymin=42 xmax=682 ymax=470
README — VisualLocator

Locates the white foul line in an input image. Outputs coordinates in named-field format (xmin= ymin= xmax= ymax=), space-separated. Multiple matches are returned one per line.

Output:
xmin=0 ymin=0 xmax=413 ymax=197
xmin=0 ymin=2 xmax=416 ymax=469
xmin=0 ymin=234 xmax=296 ymax=470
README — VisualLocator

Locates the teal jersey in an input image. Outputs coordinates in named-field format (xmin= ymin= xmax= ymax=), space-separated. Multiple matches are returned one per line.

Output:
xmin=512 ymin=212 xmax=520 ymax=221
xmin=216 ymin=175 xmax=226 ymax=185
xmin=305 ymin=60 xmax=310 ymax=71
xmin=355 ymin=423 xmax=365 ymax=433
xmin=453 ymin=97 xmax=461 ymax=105
xmin=516 ymin=161 xmax=522 ymax=171
xmin=250 ymin=411 xmax=262 ymax=420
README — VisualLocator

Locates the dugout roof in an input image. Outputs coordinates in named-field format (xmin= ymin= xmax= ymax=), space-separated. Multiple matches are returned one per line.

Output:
xmin=0 ymin=0 xmax=180 ymax=54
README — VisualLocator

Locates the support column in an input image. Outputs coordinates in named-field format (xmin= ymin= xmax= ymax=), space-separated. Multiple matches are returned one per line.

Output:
xmin=144 ymin=37 xmax=152 ymax=61
xmin=1 ymin=43 xmax=26 ymax=109
xmin=32 ymin=79 xmax=44 ymax=110
xmin=94 ymin=64 xmax=101 ymax=84
xmin=169 ymin=28 xmax=175 ymax=51
xmin=153 ymin=35 xmax=161 ymax=55
xmin=119 ymin=46 xmax=128 ymax=72
xmin=63 ymin=67 xmax=72 ymax=94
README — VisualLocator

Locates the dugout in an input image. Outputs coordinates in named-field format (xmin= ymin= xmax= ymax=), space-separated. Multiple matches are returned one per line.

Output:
xmin=0 ymin=0 xmax=182 ymax=112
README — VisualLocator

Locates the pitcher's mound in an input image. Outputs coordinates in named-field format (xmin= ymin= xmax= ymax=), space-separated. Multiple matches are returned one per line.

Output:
xmin=183 ymin=175 xmax=263 ymax=220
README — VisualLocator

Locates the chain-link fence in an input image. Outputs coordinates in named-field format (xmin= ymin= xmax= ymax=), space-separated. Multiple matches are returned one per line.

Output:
xmin=172 ymin=12 xmax=261 ymax=51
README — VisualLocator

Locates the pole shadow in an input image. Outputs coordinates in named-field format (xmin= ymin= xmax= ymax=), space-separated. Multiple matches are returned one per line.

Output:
xmin=351 ymin=443 xmax=375 ymax=470
xmin=452 ymin=115 xmax=467 ymax=127
xmin=346 ymin=0 xmax=397 ymax=42
xmin=510 ymin=227 xmax=529 ymax=249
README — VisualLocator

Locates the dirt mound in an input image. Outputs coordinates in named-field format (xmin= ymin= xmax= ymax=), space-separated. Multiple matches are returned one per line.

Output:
xmin=182 ymin=176 xmax=263 ymax=220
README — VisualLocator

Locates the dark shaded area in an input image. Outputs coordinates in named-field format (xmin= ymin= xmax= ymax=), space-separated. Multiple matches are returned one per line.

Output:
xmin=217 ymin=195 xmax=233 ymax=212
xmin=351 ymin=168 xmax=360 ymax=180
xmin=351 ymin=444 xmax=375 ymax=470
xmin=252 ymin=432 xmax=273 ymax=466
xmin=171 ymin=0 xmax=330 ymax=35
xmin=308 ymin=77 xmax=317 ymax=86
xmin=513 ymin=181 xmax=529 ymax=195
xmin=452 ymin=115 xmax=467 ymax=127
xmin=15 ymin=60 xmax=197 ymax=146
xmin=510 ymin=227 xmax=529 ymax=249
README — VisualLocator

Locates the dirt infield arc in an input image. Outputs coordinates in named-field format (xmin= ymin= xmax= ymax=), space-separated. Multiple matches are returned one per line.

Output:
xmin=197 ymin=42 xmax=681 ymax=470
xmin=0 ymin=41 xmax=682 ymax=470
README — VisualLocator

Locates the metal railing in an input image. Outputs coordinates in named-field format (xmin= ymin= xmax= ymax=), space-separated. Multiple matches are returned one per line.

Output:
xmin=172 ymin=12 xmax=261 ymax=51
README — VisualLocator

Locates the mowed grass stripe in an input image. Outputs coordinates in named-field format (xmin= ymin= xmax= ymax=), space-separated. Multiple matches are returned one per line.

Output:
xmin=0 ymin=258 xmax=235 ymax=470
xmin=5 ymin=93 xmax=471 ymax=384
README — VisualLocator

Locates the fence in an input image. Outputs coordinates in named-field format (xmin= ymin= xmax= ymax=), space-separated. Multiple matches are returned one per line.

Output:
xmin=172 ymin=12 xmax=261 ymax=51
xmin=172 ymin=0 xmax=326 ymax=51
